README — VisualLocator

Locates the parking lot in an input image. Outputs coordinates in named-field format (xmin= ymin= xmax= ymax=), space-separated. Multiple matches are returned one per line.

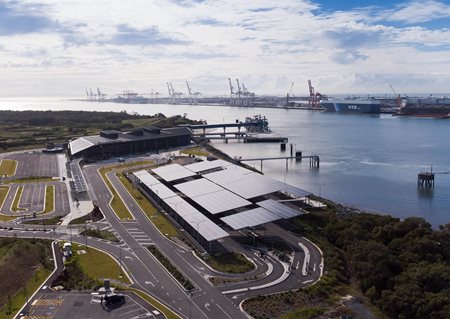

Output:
xmin=6 ymin=152 xmax=59 ymax=178
xmin=20 ymin=291 xmax=165 ymax=319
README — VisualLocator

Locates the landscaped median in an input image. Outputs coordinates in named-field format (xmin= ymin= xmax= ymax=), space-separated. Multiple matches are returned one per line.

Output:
xmin=11 ymin=186 xmax=25 ymax=213
xmin=0 ymin=186 xmax=16 ymax=222
xmin=0 ymin=159 xmax=17 ymax=177
xmin=118 ymin=172 xmax=180 ymax=238
xmin=98 ymin=161 xmax=153 ymax=221
xmin=41 ymin=185 xmax=55 ymax=215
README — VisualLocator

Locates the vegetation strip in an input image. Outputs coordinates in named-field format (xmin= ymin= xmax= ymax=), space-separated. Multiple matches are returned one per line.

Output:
xmin=80 ymin=228 xmax=120 ymax=243
xmin=11 ymin=186 xmax=25 ymax=213
xmin=118 ymin=172 xmax=180 ymax=238
xmin=41 ymin=185 xmax=55 ymax=215
xmin=129 ymin=288 xmax=181 ymax=319
xmin=202 ymin=252 xmax=255 ymax=274
xmin=0 ymin=187 xmax=17 ymax=221
xmin=180 ymin=146 xmax=210 ymax=157
xmin=0 ymin=159 xmax=17 ymax=177
xmin=99 ymin=167 xmax=134 ymax=220
xmin=0 ymin=238 xmax=53 ymax=319
xmin=3 ymin=176 xmax=56 ymax=184
xmin=148 ymin=246 xmax=194 ymax=290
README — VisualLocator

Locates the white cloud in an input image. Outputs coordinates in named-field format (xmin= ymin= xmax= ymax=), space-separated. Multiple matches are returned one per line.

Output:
xmin=382 ymin=0 xmax=450 ymax=23
xmin=0 ymin=0 xmax=449 ymax=96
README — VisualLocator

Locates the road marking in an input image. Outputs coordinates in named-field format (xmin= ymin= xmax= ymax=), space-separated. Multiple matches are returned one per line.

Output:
xmin=145 ymin=281 xmax=155 ymax=287
xmin=216 ymin=304 xmax=234 ymax=319
xmin=313 ymin=263 xmax=316 ymax=272
xmin=204 ymin=303 xmax=210 ymax=311
xmin=303 ymin=279 xmax=313 ymax=284
xmin=125 ymin=256 xmax=133 ymax=261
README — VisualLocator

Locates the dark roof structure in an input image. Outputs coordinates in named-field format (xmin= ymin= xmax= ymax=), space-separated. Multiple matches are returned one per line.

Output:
xmin=68 ymin=127 xmax=192 ymax=159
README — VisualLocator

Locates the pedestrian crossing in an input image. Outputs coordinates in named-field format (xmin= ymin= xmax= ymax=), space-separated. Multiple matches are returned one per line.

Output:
xmin=125 ymin=227 xmax=154 ymax=246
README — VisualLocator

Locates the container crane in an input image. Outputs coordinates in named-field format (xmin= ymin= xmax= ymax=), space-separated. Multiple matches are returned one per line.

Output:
xmin=389 ymin=84 xmax=402 ymax=108
xmin=228 ymin=78 xmax=235 ymax=105
xmin=236 ymin=79 xmax=243 ymax=106
xmin=308 ymin=80 xmax=322 ymax=108
xmin=186 ymin=81 xmax=193 ymax=104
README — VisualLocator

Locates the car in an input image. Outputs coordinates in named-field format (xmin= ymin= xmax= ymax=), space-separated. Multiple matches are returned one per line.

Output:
xmin=118 ymin=158 xmax=125 ymax=162
xmin=104 ymin=294 xmax=125 ymax=306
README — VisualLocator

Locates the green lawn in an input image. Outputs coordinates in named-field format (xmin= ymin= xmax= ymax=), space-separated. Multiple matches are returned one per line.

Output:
xmin=99 ymin=167 xmax=134 ymax=220
xmin=180 ymin=146 xmax=210 ymax=157
xmin=205 ymin=252 xmax=255 ymax=274
xmin=0 ymin=160 xmax=17 ymax=177
xmin=41 ymin=185 xmax=54 ymax=215
xmin=75 ymin=244 xmax=130 ymax=285
xmin=117 ymin=173 xmax=180 ymax=238
xmin=3 ymin=177 xmax=56 ymax=184
xmin=129 ymin=288 xmax=181 ymax=319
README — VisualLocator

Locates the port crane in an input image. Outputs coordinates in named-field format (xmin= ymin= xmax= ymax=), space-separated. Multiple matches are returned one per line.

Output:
xmin=242 ymin=83 xmax=255 ymax=106
xmin=308 ymin=80 xmax=322 ymax=109
xmin=236 ymin=79 xmax=243 ymax=106
xmin=97 ymin=87 xmax=106 ymax=101
xmin=228 ymin=78 xmax=235 ymax=105
xmin=389 ymin=84 xmax=402 ymax=108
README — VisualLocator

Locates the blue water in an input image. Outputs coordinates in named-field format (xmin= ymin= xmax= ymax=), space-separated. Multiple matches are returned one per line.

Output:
xmin=1 ymin=97 xmax=449 ymax=227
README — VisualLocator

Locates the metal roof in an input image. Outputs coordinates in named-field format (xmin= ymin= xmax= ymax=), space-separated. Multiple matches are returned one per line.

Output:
xmin=174 ymin=178 xmax=223 ymax=198
xmin=257 ymin=199 xmax=302 ymax=219
xmin=162 ymin=196 xmax=229 ymax=241
xmin=69 ymin=138 xmax=95 ymax=156
xmin=203 ymin=165 xmax=256 ymax=184
xmin=190 ymin=189 xmax=252 ymax=214
xmin=69 ymin=158 xmax=88 ymax=193
xmin=134 ymin=170 xmax=161 ymax=186
xmin=221 ymin=174 xmax=282 ymax=199
xmin=184 ymin=159 xmax=229 ymax=173
xmin=69 ymin=127 xmax=191 ymax=157
xmin=152 ymin=163 xmax=196 ymax=182
xmin=220 ymin=207 xmax=280 ymax=230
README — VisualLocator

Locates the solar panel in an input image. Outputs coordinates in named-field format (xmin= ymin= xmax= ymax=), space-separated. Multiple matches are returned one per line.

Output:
xmin=161 ymin=195 xmax=228 ymax=241
xmin=257 ymin=199 xmax=302 ymax=218
xmin=190 ymin=189 xmax=252 ymax=214
xmin=203 ymin=165 xmax=255 ymax=184
xmin=174 ymin=178 xmax=223 ymax=198
xmin=222 ymin=174 xmax=282 ymax=199
xmin=220 ymin=207 xmax=280 ymax=230
xmin=184 ymin=159 xmax=228 ymax=173
xmin=152 ymin=163 xmax=196 ymax=182
xmin=134 ymin=170 xmax=161 ymax=186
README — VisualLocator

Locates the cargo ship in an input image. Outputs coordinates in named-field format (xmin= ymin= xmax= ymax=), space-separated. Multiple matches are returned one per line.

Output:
xmin=395 ymin=97 xmax=450 ymax=118
xmin=321 ymin=99 xmax=381 ymax=114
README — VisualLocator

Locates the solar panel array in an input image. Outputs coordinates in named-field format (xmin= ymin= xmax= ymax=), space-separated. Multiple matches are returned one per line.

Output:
xmin=133 ymin=170 xmax=228 ymax=241
xmin=152 ymin=163 xmax=196 ymax=182
xmin=221 ymin=207 xmax=280 ymax=230
xmin=257 ymin=199 xmax=301 ymax=218
xmin=174 ymin=179 xmax=251 ymax=214
xmin=69 ymin=158 xmax=88 ymax=193
xmin=184 ymin=159 xmax=230 ymax=173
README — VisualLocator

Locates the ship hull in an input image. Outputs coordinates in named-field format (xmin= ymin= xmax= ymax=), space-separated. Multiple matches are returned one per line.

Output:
xmin=321 ymin=100 xmax=381 ymax=114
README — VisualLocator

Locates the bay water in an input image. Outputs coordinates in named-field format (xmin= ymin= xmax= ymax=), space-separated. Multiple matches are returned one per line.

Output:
xmin=1 ymin=97 xmax=449 ymax=227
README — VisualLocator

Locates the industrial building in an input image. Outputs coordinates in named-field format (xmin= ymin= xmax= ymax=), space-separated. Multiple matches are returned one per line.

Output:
xmin=68 ymin=127 xmax=192 ymax=160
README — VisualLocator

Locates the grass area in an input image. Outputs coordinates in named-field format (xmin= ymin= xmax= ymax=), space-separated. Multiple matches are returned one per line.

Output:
xmin=80 ymin=228 xmax=120 ymax=243
xmin=41 ymin=185 xmax=54 ymax=215
xmin=180 ymin=146 xmax=210 ymax=157
xmin=11 ymin=186 xmax=25 ymax=213
xmin=0 ymin=267 xmax=51 ymax=319
xmin=0 ymin=186 xmax=10 ymax=210
xmin=23 ymin=215 xmax=61 ymax=225
xmin=0 ymin=187 xmax=16 ymax=220
xmin=4 ymin=176 xmax=56 ymax=184
xmin=99 ymin=167 xmax=134 ymax=220
xmin=0 ymin=160 xmax=17 ymax=177
xmin=118 ymin=173 xmax=180 ymax=238
xmin=204 ymin=252 xmax=255 ymax=274
xmin=148 ymin=246 xmax=194 ymax=291
xmin=0 ymin=238 xmax=54 ymax=319
xmin=76 ymin=244 xmax=130 ymax=285
xmin=129 ymin=288 xmax=181 ymax=319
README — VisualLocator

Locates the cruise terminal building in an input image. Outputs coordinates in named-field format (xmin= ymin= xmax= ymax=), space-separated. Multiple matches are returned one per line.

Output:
xmin=68 ymin=127 xmax=192 ymax=160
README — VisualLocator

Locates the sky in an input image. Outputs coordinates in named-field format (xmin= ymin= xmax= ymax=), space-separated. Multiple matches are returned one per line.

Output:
xmin=0 ymin=0 xmax=450 ymax=97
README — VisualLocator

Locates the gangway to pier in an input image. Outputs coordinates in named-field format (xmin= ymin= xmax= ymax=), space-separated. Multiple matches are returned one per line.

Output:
xmin=237 ymin=155 xmax=320 ymax=171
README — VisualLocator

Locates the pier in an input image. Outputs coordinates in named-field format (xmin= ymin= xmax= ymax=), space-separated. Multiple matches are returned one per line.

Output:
xmin=418 ymin=169 xmax=449 ymax=188
xmin=237 ymin=155 xmax=320 ymax=172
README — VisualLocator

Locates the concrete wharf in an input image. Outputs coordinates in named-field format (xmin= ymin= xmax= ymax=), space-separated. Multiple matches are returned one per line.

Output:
xmin=238 ymin=155 xmax=320 ymax=171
